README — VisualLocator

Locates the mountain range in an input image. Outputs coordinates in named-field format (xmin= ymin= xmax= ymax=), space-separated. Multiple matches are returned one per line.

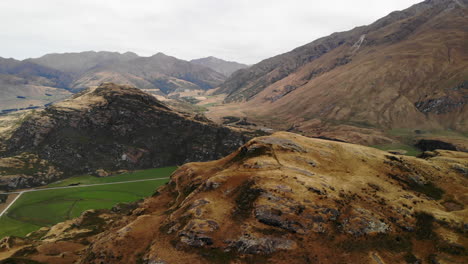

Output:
xmin=0 ymin=52 xmax=246 ymax=112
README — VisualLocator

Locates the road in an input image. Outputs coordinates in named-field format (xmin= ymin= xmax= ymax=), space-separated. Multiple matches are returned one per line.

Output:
xmin=0 ymin=177 xmax=169 ymax=218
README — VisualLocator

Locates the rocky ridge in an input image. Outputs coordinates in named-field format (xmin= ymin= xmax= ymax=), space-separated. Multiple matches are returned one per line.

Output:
xmin=0 ymin=83 xmax=249 ymax=190
xmin=2 ymin=132 xmax=466 ymax=263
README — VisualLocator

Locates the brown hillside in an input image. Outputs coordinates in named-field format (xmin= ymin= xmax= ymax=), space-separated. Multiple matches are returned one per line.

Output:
xmin=2 ymin=132 xmax=466 ymax=264
xmin=211 ymin=0 xmax=468 ymax=139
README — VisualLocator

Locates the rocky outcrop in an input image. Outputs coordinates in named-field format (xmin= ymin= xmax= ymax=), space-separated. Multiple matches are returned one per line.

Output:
xmin=4 ymin=132 xmax=467 ymax=264
xmin=415 ymin=96 xmax=466 ymax=114
xmin=0 ymin=83 xmax=249 ymax=189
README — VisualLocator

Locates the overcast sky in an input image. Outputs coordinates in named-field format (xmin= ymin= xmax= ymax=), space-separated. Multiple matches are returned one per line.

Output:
xmin=0 ymin=0 xmax=422 ymax=64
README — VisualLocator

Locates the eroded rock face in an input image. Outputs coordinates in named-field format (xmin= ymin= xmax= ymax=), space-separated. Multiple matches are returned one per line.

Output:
xmin=0 ymin=83 xmax=249 ymax=189
xmin=2 ymin=132 xmax=467 ymax=264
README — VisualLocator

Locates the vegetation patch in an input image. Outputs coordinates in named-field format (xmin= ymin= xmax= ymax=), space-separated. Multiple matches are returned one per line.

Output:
xmin=222 ymin=116 xmax=241 ymax=124
xmin=233 ymin=180 xmax=263 ymax=221
xmin=372 ymin=144 xmax=421 ymax=157
xmin=339 ymin=234 xmax=412 ymax=253
xmin=408 ymin=181 xmax=444 ymax=200
xmin=437 ymin=243 xmax=467 ymax=256
xmin=0 ymin=193 xmax=7 ymax=203
xmin=414 ymin=212 xmax=436 ymax=240
xmin=403 ymin=252 xmax=418 ymax=263
xmin=197 ymin=247 xmax=270 ymax=264
xmin=0 ymin=258 xmax=46 ymax=264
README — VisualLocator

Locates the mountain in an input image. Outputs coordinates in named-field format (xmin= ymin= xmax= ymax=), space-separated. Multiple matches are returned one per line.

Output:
xmin=30 ymin=51 xmax=227 ymax=93
xmin=0 ymin=83 xmax=249 ymax=190
xmin=2 ymin=132 xmax=466 ymax=263
xmin=191 ymin=56 xmax=249 ymax=77
xmin=0 ymin=51 xmax=228 ymax=112
xmin=212 ymin=0 xmax=468 ymax=142
xmin=0 ymin=57 xmax=72 ymax=88
xmin=28 ymin=51 xmax=139 ymax=75
xmin=0 ymin=57 xmax=73 ymax=111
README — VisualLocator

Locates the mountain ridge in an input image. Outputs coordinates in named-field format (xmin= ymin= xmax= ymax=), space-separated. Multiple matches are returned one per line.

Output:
xmin=29 ymin=51 xmax=227 ymax=93
xmin=208 ymin=0 xmax=468 ymax=142
xmin=190 ymin=56 xmax=248 ymax=77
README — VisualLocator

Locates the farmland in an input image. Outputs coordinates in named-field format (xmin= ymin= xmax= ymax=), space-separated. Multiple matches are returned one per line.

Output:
xmin=0 ymin=167 xmax=175 ymax=238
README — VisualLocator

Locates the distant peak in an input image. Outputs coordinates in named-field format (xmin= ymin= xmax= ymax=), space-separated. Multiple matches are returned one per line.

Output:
xmin=153 ymin=52 xmax=167 ymax=57
xmin=123 ymin=51 xmax=138 ymax=56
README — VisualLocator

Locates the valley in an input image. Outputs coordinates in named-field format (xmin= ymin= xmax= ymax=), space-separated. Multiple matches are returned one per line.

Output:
xmin=0 ymin=0 xmax=467 ymax=263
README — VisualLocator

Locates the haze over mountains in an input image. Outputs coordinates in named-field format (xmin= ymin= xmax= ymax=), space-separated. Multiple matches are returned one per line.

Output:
xmin=212 ymin=0 xmax=468 ymax=142
xmin=0 ymin=52 xmax=247 ymax=111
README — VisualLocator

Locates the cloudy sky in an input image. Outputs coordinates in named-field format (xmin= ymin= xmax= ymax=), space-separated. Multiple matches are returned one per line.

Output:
xmin=0 ymin=0 xmax=422 ymax=64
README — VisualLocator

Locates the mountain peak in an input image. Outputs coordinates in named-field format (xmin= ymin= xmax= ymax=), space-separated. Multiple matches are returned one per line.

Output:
xmin=191 ymin=56 xmax=248 ymax=77
xmin=53 ymin=82 xmax=169 ymax=111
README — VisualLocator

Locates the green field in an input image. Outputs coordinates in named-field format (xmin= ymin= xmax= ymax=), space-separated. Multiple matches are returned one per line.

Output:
xmin=371 ymin=128 xmax=468 ymax=157
xmin=0 ymin=167 xmax=176 ymax=238
xmin=371 ymin=143 xmax=422 ymax=157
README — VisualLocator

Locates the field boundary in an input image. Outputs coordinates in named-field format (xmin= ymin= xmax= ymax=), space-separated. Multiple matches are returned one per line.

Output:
xmin=0 ymin=177 xmax=169 ymax=219
xmin=0 ymin=192 xmax=23 ymax=218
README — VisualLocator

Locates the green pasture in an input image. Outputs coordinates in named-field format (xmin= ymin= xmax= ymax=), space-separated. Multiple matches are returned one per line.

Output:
xmin=0 ymin=167 xmax=175 ymax=238
xmin=371 ymin=143 xmax=422 ymax=157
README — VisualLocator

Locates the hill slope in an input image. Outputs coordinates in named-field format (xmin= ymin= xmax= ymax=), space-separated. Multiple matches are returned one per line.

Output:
xmin=0 ymin=83 xmax=248 ymax=190
xmin=212 ymin=0 xmax=468 ymax=138
xmin=1 ymin=132 xmax=466 ymax=263
xmin=191 ymin=56 xmax=248 ymax=77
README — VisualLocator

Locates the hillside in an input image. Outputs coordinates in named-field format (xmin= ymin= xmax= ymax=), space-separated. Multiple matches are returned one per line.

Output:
xmin=0 ymin=83 xmax=249 ymax=190
xmin=191 ymin=56 xmax=248 ymax=77
xmin=210 ymin=0 xmax=468 ymax=142
xmin=1 ymin=132 xmax=466 ymax=263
